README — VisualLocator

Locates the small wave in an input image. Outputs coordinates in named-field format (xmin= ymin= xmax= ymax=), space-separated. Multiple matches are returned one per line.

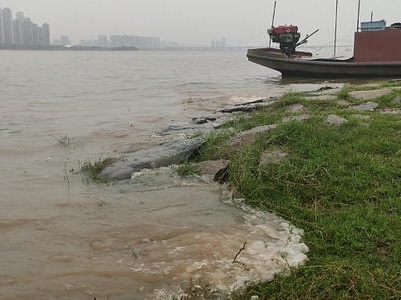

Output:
xmin=177 ymin=81 xmax=211 ymax=87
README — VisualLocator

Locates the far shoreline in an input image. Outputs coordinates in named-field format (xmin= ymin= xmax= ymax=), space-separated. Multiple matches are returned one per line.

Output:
xmin=0 ymin=45 xmax=254 ymax=52
xmin=0 ymin=45 xmax=139 ymax=51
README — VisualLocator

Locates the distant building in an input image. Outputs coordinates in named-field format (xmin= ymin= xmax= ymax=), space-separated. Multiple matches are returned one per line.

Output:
xmin=53 ymin=35 xmax=71 ymax=46
xmin=12 ymin=12 xmax=23 ymax=45
xmin=0 ymin=9 xmax=5 ymax=44
xmin=80 ymin=39 xmax=98 ymax=47
xmin=211 ymin=37 xmax=227 ymax=49
xmin=161 ymin=40 xmax=180 ymax=48
xmin=41 ymin=23 xmax=50 ymax=46
xmin=109 ymin=35 xmax=160 ymax=49
xmin=80 ymin=35 xmax=109 ymax=48
xmin=2 ymin=8 xmax=14 ymax=45
xmin=0 ymin=7 xmax=50 ymax=47
xmin=22 ymin=17 xmax=35 ymax=46
xmin=97 ymin=35 xmax=108 ymax=48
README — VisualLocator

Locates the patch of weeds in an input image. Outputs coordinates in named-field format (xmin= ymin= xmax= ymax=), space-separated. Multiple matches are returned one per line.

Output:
xmin=81 ymin=157 xmax=117 ymax=183
xmin=273 ymin=92 xmax=307 ymax=109
xmin=336 ymin=84 xmax=357 ymax=100
xmin=179 ymin=279 xmax=222 ymax=300
xmin=377 ymin=92 xmax=401 ymax=108
xmin=176 ymin=163 xmax=200 ymax=177
xmin=381 ymin=79 xmax=401 ymax=88
xmin=98 ymin=200 xmax=109 ymax=208
xmin=130 ymin=247 xmax=145 ymax=259
xmin=235 ymin=111 xmax=281 ymax=131
xmin=194 ymin=130 xmax=233 ymax=161
xmin=56 ymin=134 xmax=70 ymax=146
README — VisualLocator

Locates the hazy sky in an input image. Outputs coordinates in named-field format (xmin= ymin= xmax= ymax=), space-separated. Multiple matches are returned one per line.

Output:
xmin=1 ymin=0 xmax=400 ymax=46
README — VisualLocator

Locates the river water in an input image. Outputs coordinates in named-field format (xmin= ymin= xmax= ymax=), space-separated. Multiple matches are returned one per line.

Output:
xmin=0 ymin=50 xmax=338 ymax=299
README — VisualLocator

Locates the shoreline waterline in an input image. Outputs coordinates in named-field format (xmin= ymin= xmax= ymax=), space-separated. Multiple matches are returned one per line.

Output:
xmin=0 ymin=50 xmax=349 ymax=298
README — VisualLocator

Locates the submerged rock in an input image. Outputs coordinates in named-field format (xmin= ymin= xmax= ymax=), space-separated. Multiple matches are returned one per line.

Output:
xmin=219 ymin=98 xmax=273 ymax=113
xmin=191 ymin=116 xmax=217 ymax=124
xmin=157 ymin=124 xmax=208 ymax=136
xmin=220 ymin=104 xmax=259 ymax=113
xmin=100 ymin=138 xmax=205 ymax=180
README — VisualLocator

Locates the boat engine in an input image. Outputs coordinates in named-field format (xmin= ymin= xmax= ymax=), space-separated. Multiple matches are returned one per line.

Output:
xmin=268 ymin=25 xmax=301 ymax=56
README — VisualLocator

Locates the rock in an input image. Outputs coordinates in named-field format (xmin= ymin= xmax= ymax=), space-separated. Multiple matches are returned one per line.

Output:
xmin=234 ymin=98 xmax=265 ymax=106
xmin=158 ymin=124 xmax=192 ymax=135
xmin=220 ymin=104 xmax=258 ymax=113
xmin=287 ymin=103 xmax=305 ymax=113
xmin=158 ymin=124 xmax=213 ymax=137
xmin=259 ymin=147 xmax=288 ymax=165
xmin=100 ymin=137 xmax=205 ymax=180
xmin=313 ymin=85 xmax=343 ymax=95
xmin=192 ymin=116 xmax=217 ymax=124
xmin=193 ymin=159 xmax=230 ymax=183
xmin=337 ymin=100 xmax=351 ymax=107
xmin=191 ymin=118 xmax=207 ymax=125
xmin=349 ymin=88 xmax=392 ymax=100
xmin=219 ymin=99 xmax=273 ymax=114
xmin=379 ymin=109 xmax=401 ymax=115
xmin=304 ymin=95 xmax=338 ymax=101
xmin=212 ymin=116 xmax=236 ymax=129
xmin=233 ymin=97 xmax=274 ymax=107
xmin=282 ymin=114 xmax=310 ymax=123
xmin=351 ymin=101 xmax=379 ymax=111
xmin=229 ymin=125 xmax=277 ymax=148
xmin=317 ymin=86 xmax=335 ymax=92
xmin=326 ymin=114 xmax=348 ymax=126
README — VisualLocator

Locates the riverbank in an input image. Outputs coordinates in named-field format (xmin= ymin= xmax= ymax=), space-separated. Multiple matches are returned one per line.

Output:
xmin=187 ymin=80 xmax=401 ymax=299
xmin=83 ymin=79 xmax=401 ymax=298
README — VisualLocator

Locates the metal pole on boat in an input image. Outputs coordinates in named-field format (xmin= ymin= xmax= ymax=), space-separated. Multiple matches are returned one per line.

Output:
xmin=269 ymin=1 xmax=277 ymax=48
xmin=356 ymin=0 xmax=361 ymax=32
xmin=334 ymin=0 xmax=339 ymax=57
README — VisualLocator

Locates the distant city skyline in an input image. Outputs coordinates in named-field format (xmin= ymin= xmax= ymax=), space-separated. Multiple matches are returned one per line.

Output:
xmin=1 ymin=1 xmax=401 ymax=47
xmin=0 ymin=5 xmax=230 ymax=49
xmin=0 ymin=7 xmax=50 ymax=47
xmin=78 ymin=34 xmax=162 ymax=49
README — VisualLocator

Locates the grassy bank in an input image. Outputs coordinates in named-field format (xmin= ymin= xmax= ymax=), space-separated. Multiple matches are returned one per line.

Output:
xmin=194 ymin=81 xmax=401 ymax=299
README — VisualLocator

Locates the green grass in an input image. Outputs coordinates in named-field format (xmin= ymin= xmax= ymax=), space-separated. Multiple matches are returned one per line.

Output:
xmin=81 ymin=157 xmax=117 ymax=183
xmin=191 ymin=81 xmax=401 ymax=299
xmin=176 ymin=162 xmax=201 ymax=177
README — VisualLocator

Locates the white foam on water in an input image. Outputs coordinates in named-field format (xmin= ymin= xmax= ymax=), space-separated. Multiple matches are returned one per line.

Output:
xmin=128 ymin=169 xmax=310 ymax=298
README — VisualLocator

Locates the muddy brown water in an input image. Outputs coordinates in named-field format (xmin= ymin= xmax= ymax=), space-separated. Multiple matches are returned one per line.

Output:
xmin=0 ymin=50 xmax=344 ymax=299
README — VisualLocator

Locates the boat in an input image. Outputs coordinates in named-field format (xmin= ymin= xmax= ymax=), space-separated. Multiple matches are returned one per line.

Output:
xmin=247 ymin=6 xmax=401 ymax=78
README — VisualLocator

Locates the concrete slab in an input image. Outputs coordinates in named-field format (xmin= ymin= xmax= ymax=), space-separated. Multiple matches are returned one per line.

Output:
xmin=349 ymin=88 xmax=392 ymax=100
